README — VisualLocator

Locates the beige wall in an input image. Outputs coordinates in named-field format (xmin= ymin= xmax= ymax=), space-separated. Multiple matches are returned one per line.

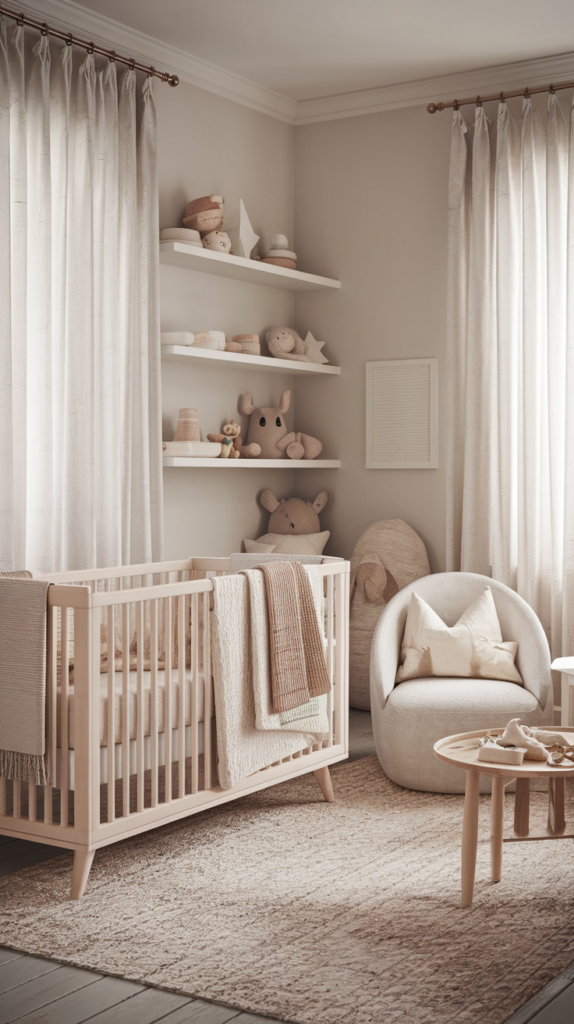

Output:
xmin=293 ymin=105 xmax=452 ymax=571
xmin=155 ymin=81 xmax=299 ymax=558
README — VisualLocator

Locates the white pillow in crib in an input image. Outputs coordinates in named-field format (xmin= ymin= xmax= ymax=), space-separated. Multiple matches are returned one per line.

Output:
xmin=252 ymin=531 xmax=330 ymax=556
xmin=243 ymin=539 xmax=276 ymax=554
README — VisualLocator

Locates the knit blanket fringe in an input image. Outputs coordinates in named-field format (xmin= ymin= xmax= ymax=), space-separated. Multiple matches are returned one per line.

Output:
xmin=0 ymin=750 xmax=50 ymax=786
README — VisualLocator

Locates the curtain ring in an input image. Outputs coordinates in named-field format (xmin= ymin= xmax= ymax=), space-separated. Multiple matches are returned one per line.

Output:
xmin=129 ymin=58 xmax=135 ymax=70
xmin=524 ymin=87 xmax=530 ymax=99
xmin=549 ymin=83 xmax=555 ymax=95
xmin=149 ymin=65 xmax=155 ymax=78
xmin=454 ymin=99 xmax=459 ymax=111
xmin=41 ymin=22 xmax=49 ymax=36
xmin=476 ymin=95 xmax=482 ymax=107
xmin=108 ymin=50 xmax=116 ymax=63
xmin=499 ymin=92 xmax=505 ymax=103
xmin=66 ymin=32 xmax=73 ymax=46
xmin=16 ymin=14 xmax=24 ymax=25
xmin=86 ymin=41 xmax=94 ymax=54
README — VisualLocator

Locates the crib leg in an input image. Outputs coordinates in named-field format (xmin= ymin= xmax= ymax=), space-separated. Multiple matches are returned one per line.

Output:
xmin=71 ymin=849 xmax=95 ymax=900
xmin=313 ymin=767 xmax=334 ymax=803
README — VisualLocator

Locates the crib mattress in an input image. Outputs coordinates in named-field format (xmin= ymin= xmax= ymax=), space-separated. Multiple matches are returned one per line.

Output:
xmin=57 ymin=669 xmax=209 ymax=748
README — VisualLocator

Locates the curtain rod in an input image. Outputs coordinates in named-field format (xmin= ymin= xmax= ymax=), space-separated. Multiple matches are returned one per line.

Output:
xmin=0 ymin=2 xmax=179 ymax=85
xmin=427 ymin=77 xmax=574 ymax=113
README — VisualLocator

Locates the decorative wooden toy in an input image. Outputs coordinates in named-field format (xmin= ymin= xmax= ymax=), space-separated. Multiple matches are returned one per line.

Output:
xmin=223 ymin=199 xmax=259 ymax=259
xmin=202 ymin=230 xmax=232 ymax=253
xmin=160 ymin=227 xmax=202 ymax=247
xmin=173 ymin=408 xmax=201 ymax=443
xmin=183 ymin=195 xmax=223 ymax=235
xmin=261 ymin=232 xmax=297 ymax=270
xmin=193 ymin=331 xmax=226 ymax=350
xmin=303 ymin=330 xmax=329 ymax=364
xmin=207 ymin=419 xmax=261 ymax=459
xmin=266 ymin=327 xmax=310 ymax=362
xmin=233 ymin=334 xmax=260 ymax=355
xmin=241 ymin=389 xmax=323 ymax=459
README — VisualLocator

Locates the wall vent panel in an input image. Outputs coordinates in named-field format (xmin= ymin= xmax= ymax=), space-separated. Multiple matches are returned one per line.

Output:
xmin=366 ymin=358 xmax=438 ymax=469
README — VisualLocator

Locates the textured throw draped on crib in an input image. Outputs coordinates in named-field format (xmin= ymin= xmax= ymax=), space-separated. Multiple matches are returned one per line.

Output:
xmin=446 ymin=93 xmax=574 ymax=691
xmin=0 ymin=20 xmax=163 ymax=572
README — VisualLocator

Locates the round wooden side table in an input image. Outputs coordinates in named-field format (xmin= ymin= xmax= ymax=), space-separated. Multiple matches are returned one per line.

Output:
xmin=434 ymin=728 xmax=574 ymax=907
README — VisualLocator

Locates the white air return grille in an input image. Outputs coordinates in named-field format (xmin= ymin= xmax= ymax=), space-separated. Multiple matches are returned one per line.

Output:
xmin=366 ymin=358 xmax=438 ymax=469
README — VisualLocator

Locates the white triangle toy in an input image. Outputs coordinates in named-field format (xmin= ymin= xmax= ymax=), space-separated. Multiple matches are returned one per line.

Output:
xmin=223 ymin=199 xmax=260 ymax=259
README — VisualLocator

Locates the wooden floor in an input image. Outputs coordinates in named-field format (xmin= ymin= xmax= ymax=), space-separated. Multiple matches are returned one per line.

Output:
xmin=0 ymin=710 xmax=571 ymax=1023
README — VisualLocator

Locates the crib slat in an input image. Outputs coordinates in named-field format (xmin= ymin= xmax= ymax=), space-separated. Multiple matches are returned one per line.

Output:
xmin=326 ymin=575 xmax=334 ymax=747
xmin=0 ymin=778 xmax=5 ymax=815
xmin=12 ymin=780 xmax=20 ymax=818
xmin=121 ymin=603 xmax=130 ymax=817
xmin=150 ymin=599 xmax=159 ymax=808
xmin=136 ymin=601 xmax=145 ymax=813
xmin=28 ymin=781 xmax=36 ymax=822
xmin=178 ymin=593 xmax=185 ymax=798
xmin=164 ymin=596 xmax=172 ymax=804
xmin=60 ymin=607 xmax=69 ymax=827
xmin=44 ymin=604 xmax=57 ymax=824
xmin=191 ymin=593 xmax=199 ymax=795
xmin=202 ymin=591 xmax=212 ymax=790
xmin=106 ymin=605 xmax=115 ymax=823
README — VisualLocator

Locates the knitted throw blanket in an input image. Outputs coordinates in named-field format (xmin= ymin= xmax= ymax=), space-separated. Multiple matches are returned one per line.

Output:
xmin=256 ymin=561 xmax=331 ymax=713
xmin=0 ymin=573 xmax=50 ymax=785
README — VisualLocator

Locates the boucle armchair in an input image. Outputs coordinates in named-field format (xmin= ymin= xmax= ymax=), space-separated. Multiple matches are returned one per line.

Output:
xmin=370 ymin=572 xmax=552 ymax=793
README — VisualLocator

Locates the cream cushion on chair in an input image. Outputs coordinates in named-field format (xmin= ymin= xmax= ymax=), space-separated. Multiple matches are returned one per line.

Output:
xmin=371 ymin=572 xmax=552 ymax=793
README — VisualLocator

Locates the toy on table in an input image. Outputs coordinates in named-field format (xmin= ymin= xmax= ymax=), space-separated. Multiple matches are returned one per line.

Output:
xmin=261 ymin=233 xmax=297 ymax=270
xmin=241 ymin=389 xmax=322 ymax=460
xmin=183 ymin=195 xmax=224 ymax=235
xmin=207 ymin=420 xmax=261 ymax=459
xmin=243 ymin=490 xmax=330 ymax=556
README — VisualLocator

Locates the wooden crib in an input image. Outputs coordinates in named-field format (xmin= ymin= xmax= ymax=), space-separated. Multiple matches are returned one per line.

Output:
xmin=0 ymin=557 xmax=350 ymax=898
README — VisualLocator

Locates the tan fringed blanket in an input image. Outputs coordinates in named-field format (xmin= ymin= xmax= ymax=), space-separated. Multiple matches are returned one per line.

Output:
xmin=0 ymin=573 xmax=50 ymax=785
xmin=256 ymin=561 xmax=331 ymax=713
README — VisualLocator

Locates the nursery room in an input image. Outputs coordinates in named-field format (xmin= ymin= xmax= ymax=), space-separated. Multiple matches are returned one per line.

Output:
xmin=2 ymin=1 xmax=574 ymax=1023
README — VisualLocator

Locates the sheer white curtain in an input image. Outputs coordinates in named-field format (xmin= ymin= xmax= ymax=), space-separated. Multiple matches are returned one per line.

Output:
xmin=447 ymin=92 xmax=574 ymax=684
xmin=0 ymin=20 xmax=163 ymax=572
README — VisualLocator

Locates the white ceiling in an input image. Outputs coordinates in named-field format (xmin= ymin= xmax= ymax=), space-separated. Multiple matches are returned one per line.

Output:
xmin=67 ymin=0 xmax=574 ymax=102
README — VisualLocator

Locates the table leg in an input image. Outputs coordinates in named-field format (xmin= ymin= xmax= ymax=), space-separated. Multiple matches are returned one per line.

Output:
xmin=490 ymin=776 xmax=505 ymax=882
xmin=461 ymin=770 xmax=480 ymax=908
xmin=514 ymin=778 xmax=530 ymax=837
xmin=548 ymin=777 xmax=566 ymax=835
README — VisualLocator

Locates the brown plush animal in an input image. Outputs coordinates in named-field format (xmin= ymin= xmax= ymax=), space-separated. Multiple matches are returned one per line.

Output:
xmin=260 ymin=489 xmax=328 ymax=534
xmin=207 ymin=419 xmax=261 ymax=459
xmin=241 ymin=390 xmax=322 ymax=460
xmin=183 ymin=195 xmax=223 ymax=235
xmin=266 ymin=328 xmax=310 ymax=362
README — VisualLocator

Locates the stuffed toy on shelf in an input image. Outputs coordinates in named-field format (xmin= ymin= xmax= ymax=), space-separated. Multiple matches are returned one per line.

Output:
xmin=241 ymin=389 xmax=323 ymax=459
xmin=243 ymin=489 xmax=330 ymax=556
xmin=207 ymin=419 xmax=261 ymax=459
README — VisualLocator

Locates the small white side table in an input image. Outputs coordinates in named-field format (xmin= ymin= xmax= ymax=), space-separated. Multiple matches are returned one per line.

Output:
xmin=551 ymin=657 xmax=574 ymax=726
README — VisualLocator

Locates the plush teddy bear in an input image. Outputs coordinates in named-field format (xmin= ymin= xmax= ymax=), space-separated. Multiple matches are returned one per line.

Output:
xmin=266 ymin=327 xmax=310 ymax=362
xmin=207 ymin=419 xmax=261 ymax=459
xmin=244 ymin=489 xmax=330 ymax=556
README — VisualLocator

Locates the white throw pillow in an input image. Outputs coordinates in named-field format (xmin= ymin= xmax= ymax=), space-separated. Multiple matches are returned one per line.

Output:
xmin=396 ymin=587 xmax=523 ymax=685
xmin=254 ymin=531 xmax=330 ymax=556
xmin=243 ymin=539 xmax=276 ymax=554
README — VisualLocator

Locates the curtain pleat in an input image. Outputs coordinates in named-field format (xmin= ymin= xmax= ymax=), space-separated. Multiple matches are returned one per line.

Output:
xmin=0 ymin=21 xmax=163 ymax=572
xmin=447 ymin=91 xmax=574 ymax=707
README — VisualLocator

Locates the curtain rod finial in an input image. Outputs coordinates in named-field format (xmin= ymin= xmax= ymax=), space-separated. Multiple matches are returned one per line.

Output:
xmin=427 ymin=102 xmax=438 ymax=113
xmin=168 ymin=75 xmax=179 ymax=87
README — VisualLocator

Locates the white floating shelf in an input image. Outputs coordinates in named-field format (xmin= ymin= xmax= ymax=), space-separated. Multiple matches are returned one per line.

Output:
xmin=159 ymin=242 xmax=340 ymax=292
xmin=163 ymin=457 xmax=341 ymax=469
xmin=161 ymin=345 xmax=340 ymax=376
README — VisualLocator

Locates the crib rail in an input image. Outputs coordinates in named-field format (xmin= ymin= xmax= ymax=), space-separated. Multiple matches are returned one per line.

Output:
xmin=0 ymin=557 xmax=349 ymax=862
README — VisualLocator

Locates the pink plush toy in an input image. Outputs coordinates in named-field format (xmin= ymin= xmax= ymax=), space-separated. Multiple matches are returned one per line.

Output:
xmin=241 ymin=389 xmax=322 ymax=460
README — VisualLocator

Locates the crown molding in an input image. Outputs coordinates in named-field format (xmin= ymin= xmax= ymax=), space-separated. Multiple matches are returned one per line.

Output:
xmin=10 ymin=0 xmax=298 ymax=123
xmin=10 ymin=0 xmax=574 ymax=127
xmin=294 ymin=51 xmax=574 ymax=124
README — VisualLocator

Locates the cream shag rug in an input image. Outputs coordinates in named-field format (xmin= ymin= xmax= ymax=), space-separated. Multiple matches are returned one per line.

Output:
xmin=2 ymin=756 xmax=574 ymax=1024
